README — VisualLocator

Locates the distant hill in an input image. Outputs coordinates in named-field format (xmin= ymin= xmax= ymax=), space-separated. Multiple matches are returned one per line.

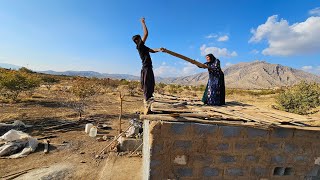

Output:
xmin=40 ymin=70 xmax=140 ymax=80
xmin=0 ymin=63 xmax=21 ymax=70
xmin=160 ymin=61 xmax=320 ymax=89
xmin=2 ymin=61 xmax=319 ymax=89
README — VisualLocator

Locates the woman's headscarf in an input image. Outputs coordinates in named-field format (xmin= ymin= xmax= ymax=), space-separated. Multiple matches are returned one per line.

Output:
xmin=206 ymin=54 xmax=216 ymax=63
xmin=206 ymin=53 xmax=221 ymax=69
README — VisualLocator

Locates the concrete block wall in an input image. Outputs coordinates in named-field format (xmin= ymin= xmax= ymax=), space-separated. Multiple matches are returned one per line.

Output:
xmin=142 ymin=120 xmax=320 ymax=180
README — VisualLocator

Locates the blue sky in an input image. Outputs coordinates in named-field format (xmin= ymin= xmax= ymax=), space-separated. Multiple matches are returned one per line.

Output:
xmin=0 ymin=0 xmax=319 ymax=77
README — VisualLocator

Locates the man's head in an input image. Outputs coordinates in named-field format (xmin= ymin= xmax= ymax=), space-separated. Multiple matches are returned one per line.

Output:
xmin=132 ymin=35 xmax=141 ymax=45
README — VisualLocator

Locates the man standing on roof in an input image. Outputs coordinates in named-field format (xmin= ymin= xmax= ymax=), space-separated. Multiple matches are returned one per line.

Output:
xmin=132 ymin=18 xmax=163 ymax=102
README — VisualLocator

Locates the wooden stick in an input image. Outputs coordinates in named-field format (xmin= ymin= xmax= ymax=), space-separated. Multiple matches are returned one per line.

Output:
xmin=128 ymin=143 xmax=143 ymax=157
xmin=163 ymin=48 xmax=208 ymax=68
xmin=1 ymin=167 xmax=36 ymax=179
xmin=97 ymin=125 xmax=132 ymax=156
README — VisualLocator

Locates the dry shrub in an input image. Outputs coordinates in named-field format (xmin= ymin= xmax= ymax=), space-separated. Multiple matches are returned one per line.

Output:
xmin=275 ymin=81 xmax=320 ymax=115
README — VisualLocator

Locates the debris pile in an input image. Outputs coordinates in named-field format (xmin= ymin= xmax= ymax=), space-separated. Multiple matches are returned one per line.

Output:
xmin=0 ymin=129 xmax=38 ymax=158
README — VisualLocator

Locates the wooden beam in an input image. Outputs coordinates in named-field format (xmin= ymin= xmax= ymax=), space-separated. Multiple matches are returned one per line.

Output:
xmin=139 ymin=114 xmax=270 ymax=129
xmin=163 ymin=48 xmax=208 ymax=68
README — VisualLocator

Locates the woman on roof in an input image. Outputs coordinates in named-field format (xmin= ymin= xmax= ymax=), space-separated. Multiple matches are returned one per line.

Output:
xmin=201 ymin=54 xmax=225 ymax=106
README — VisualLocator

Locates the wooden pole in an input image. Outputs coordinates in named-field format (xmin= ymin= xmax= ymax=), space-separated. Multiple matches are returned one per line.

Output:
xmin=119 ymin=92 xmax=125 ymax=134
xmin=162 ymin=48 xmax=208 ymax=69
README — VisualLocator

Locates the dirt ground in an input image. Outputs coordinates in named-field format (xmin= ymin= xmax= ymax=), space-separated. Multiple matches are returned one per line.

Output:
xmin=0 ymin=85 xmax=144 ymax=179
xmin=0 ymin=86 xmax=319 ymax=179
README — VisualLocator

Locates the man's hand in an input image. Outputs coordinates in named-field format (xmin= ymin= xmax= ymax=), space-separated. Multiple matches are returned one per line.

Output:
xmin=160 ymin=47 xmax=166 ymax=52
xmin=140 ymin=17 xmax=145 ymax=24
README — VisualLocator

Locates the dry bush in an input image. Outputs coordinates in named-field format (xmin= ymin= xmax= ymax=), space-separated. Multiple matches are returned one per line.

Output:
xmin=67 ymin=78 xmax=100 ymax=118
xmin=275 ymin=81 xmax=320 ymax=115
xmin=41 ymin=75 xmax=60 ymax=90
xmin=127 ymin=81 xmax=139 ymax=96
xmin=155 ymin=82 xmax=166 ymax=94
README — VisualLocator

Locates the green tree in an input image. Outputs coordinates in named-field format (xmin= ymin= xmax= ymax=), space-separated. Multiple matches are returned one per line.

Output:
xmin=0 ymin=70 xmax=40 ymax=101
xmin=275 ymin=81 xmax=320 ymax=115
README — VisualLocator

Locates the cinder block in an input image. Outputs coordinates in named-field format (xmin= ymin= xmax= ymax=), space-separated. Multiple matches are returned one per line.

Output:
xmin=271 ymin=155 xmax=285 ymax=164
xmin=272 ymin=128 xmax=293 ymax=138
xmin=174 ymin=140 xmax=192 ymax=150
xmin=247 ymin=128 xmax=268 ymax=138
xmin=251 ymin=167 xmax=268 ymax=176
xmin=294 ymin=156 xmax=307 ymax=162
xmin=217 ymin=143 xmax=229 ymax=151
xmin=261 ymin=142 xmax=280 ymax=150
xmin=235 ymin=142 xmax=255 ymax=150
xmin=171 ymin=122 xmax=190 ymax=135
xmin=118 ymin=137 xmax=142 ymax=151
xmin=273 ymin=167 xmax=285 ymax=175
xmin=194 ymin=123 xmax=218 ymax=135
xmin=151 ymin=143 xmax=163 ymax=155
xmin=221 ymin=126 xmax=242 ymax=138
xmin=150 ymin=160 xmax=161 ymax=168
xmin=220 ymin=155 xmax=236 ymax=163
xmin=284 ymin=143 xmax=298 ymax=152
xmin=294 ymin=129 xmax=320 ymax=139
xmin=176 ymin=168 xmax=193 ymax=177
xmin=246 ymin=155 xmax=258 ymax=161
xmin=192 ymin=155 xmax=213 ymax=166
xmin=226 ymin=168 xmax=244 ymax=176
xmin=203 ymin=167 xmax=219 ymax=176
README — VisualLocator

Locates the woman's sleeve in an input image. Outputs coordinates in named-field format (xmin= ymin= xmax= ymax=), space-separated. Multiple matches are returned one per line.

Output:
xmin=214 ymin=59 xmax=221 ymax=69
xmin=207 ymin=61 xmax=220 ymax=72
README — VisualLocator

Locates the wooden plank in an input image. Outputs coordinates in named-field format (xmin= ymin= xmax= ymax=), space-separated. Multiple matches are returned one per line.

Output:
xmin=170 ymin=112 xmax=245 ymax=121
xmin=140 ymin=114 xmax=270 ymax=129
xmin=150 ymin=102 xmax=193 ymax=113
xmin=162 ymin=48 xmax=208 ymax=69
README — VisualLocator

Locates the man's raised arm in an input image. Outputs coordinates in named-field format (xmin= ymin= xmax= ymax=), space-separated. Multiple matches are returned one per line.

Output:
xmin=141 ymin=18 xmax=148 ymax=43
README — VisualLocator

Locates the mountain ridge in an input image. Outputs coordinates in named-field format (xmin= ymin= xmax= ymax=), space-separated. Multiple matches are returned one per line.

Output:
xmin=1 ymin=61 xmax=319 ymax=89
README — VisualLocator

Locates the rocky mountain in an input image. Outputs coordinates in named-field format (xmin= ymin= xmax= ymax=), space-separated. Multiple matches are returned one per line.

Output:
xmin=160 ymin=61 xmax=320 ymax=89
xmin=2 ymin=61 xmax=319 ymax=89
xmin=39 ymin=70 xmax=140 ymax=80
xmin=0 ymin=63 xmax=21 ymax=70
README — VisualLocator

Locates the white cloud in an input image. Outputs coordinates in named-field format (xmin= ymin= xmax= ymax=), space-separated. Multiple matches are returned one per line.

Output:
xmin=205 ymin=34 xmax=217 ymax=39
xmin=200 ymin=44 xmax=238 ymax=58
xmin=225 ymin=62 xmax=234 ymax=67
xmin=217 ymin=35 xmax=229 ymax=42
xmin=154 ymin=65 xmax=178 ymax=77
xmin=309 ymin=7 xmax=320 ymax=16
xmin=250 ymin=49 xmax=259 ymax=54
xmin=249 ymin=15 xmax=320 ymax=56
xmin=302 ymin=66 xmax=313 ymax=70
xmin=181 ymin=63 xmax=198 ymax=76
xmin=154 ymin=62 xmax=199 ymax=77
xmin=301 ymin=65 xmax=320 ymax=75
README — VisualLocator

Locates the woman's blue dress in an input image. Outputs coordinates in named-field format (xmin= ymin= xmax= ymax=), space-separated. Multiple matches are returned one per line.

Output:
xmin=201 ymin=59 xmax=225 ymax=106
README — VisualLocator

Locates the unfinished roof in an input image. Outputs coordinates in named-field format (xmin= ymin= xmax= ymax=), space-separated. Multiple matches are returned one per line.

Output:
xmin=140 ymin=94 xmax=320 ymax=131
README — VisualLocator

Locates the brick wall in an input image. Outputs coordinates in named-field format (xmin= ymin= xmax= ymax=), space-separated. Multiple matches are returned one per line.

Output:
xmin=142 ymin=120 xmax=320 ymax=180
